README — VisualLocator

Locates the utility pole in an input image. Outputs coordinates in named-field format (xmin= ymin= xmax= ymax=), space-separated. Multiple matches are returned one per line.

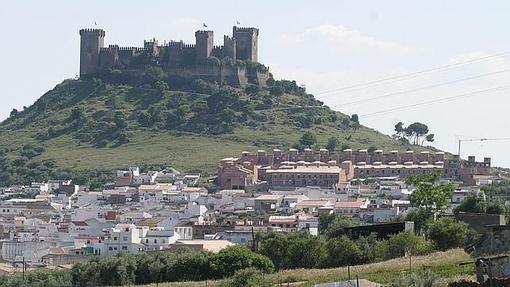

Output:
xmin=22 ymin=256 xmax=25 ymax=282
xmin=457 ymin=137 xmax=510 ymax=157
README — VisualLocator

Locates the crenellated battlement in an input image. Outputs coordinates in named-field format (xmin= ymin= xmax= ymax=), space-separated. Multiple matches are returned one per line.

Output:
xmin=167 ymin=41 xmax=184 ymax=47
xmin=195 ymin=30 xmax=213 ymax=34
xmin=116 ymin=47 xmax=144 ymax=52
xmin=233 ymin=26 xmax=259 ymax=34
xmin=182 ymin=43 xmax=196 ymax=49
xmin=79 ymin=28 xmax=105 ymax=36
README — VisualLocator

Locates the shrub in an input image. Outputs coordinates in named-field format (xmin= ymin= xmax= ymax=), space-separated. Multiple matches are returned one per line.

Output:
xmin=391 ymin=269 xmax=445 ymax=287
xmin=321 ymin=236 xmax=362 ymax=267
xmin=377 ymin=231 xmax=434 ymax=260
xmin=426 ymin=217 xmax=470 ymax=251
xmin=212 ymin=246 xmax=275 ymax=278
xmin=221 ymin=268 xmax=273 ymax=287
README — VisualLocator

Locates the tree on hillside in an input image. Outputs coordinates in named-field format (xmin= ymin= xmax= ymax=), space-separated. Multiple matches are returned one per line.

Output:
xmin=70 ymin=107 xmax=84 ymax=122
xmin=293 ymin=131 xmax=317 ymax=150
xmin=405 ymin=122 xmax=429 ymax=145
xmin=9 ymin=108 xmax=18 ymax=118
xmin=394 ymin=122 xmax=408 ymax=144
xmin=325 ymin=137 xmax=340 ymax=151
xmin=393 ymin=122 xmax=435 ymax=145
xmin=142 ymin=66 xmax=167 ymax=85
xmin=245 ymin=84 xmax=260 ymax=96
xmin=407 ymin=172 xmax=453 ymax=214
xmin=394 ymin=122 xmax=404 ymax=136
xmin=425 ymin=133 xmax=435 ymax=143
xmin=351 ymin=114 xmax=359 ymax=124
xmin=113 ymin=112 xmax=127 ymax=129
xmin=269 ymin=86 xmax=285 ymax=96
xmin=350 ymin=114 xmax=360 ymax=131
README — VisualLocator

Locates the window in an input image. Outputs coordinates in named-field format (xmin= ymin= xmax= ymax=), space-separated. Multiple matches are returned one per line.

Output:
xmin=113 ymin=237 xmax=118 ymax=241
xmin=154 ymin=239 xmax=157 ymax=244
xmin=108 ymin=247 xmax=113 ymax=251
xmin=146 ymin=239 xmax=149 ymax=243
xmin=122 ymin=246 xmax=127 ymax=250
xmin=123 ymin=236 xmax=128 ymax=241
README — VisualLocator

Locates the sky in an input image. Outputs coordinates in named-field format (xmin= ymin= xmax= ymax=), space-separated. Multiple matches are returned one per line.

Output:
xmin=1 ymin=1 xmax=510 ymax=166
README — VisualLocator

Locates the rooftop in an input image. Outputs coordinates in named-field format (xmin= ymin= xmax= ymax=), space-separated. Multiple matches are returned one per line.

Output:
xmin=335 ymin=199 xmax=368 ymax=209
xmin=266 ymin=166 xmax=342 ymax=174
xmin=255 ymin=194 xmax=283 ymax=201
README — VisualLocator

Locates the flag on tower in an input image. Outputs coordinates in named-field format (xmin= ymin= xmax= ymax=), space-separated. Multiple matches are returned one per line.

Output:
xmin=203 ymin=23 xmax=208 ymax=28
xmin=236 ymin=20 xmax=240 ymax=25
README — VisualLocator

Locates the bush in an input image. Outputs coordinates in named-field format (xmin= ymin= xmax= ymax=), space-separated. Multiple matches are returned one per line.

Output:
xmin=426 ymin=217 xmax=470 ymax=251
xmin=221 ymin=268 xmax=273 ymax=287
xmin=212 ymin=246 xmax=275 ymax=278
xmin=321 ymin=236 xmax=362 ymax=267
xmin=391 ymin=269 xmax=445 ymax=287
xmin=0 ymin=270 xmax=72 ymax=287
xmin=257 ymin=232 xmax=325 ymax=270
xmin=377 ymin=231 xmax=434 ymax=260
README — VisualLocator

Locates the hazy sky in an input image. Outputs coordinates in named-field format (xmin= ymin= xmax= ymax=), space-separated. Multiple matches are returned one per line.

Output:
xmin=2 ymin=1 xmax=510 ymax=166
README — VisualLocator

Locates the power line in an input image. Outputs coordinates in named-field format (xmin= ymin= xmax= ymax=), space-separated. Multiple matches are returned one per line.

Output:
xmin=328 ymin=68 xmax=510 ymax=105
xmin=358 ymin=84 xmax=510 ymax=117
xmin=315 ymin=51 xmax=510 ymax=95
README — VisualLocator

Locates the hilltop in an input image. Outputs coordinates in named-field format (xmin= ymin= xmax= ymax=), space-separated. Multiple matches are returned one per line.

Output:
xmin=0 ymin=68 xmax=429 ymax=187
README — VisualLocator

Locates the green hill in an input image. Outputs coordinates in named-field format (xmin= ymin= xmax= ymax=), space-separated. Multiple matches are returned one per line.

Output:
xmin=0 ymin=68 xmax=427 ymax=187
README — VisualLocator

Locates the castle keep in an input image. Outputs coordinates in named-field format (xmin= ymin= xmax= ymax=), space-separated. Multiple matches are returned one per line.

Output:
xmin=79 ymin=26 xmax=269 ymax=86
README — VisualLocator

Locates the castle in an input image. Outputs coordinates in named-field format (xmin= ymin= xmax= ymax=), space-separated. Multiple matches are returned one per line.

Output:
xmin=79 ymin=26 xmax=270 ymax=86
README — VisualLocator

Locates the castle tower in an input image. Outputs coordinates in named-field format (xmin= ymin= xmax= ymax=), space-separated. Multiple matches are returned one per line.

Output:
xmin=79 ymin=28 xmax=105 ymax=76
xmin=195 ymin=30 xmax=214 ymax=62
xmin=232 ymin=26 xmax=258 ymax=62
xmin=223 ymin=35 xmax=236 ymax=61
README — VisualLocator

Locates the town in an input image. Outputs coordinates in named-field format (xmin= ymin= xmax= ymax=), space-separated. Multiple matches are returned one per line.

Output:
xmin=0 ymin=147 xmax=503 ymax=273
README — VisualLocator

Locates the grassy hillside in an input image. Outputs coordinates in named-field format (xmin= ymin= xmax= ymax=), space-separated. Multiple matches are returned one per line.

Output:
xmin=0 ymin=68 xmax=429 ymax=186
